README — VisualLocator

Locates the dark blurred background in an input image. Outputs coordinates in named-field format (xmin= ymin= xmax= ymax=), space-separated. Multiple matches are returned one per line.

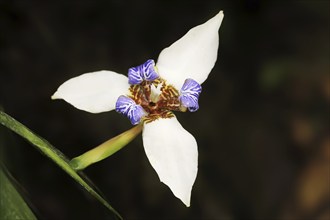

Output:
xmin=0 ymin=0 xmax=329 ymax=219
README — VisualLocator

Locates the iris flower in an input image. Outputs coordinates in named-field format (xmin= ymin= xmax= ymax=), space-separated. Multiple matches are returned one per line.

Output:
xmin=52 ymin=11 xmax=224 ymax=206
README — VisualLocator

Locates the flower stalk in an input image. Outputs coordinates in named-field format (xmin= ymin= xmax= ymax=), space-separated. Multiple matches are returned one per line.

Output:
xmin=70 ymin=124 xmax=143 ymax=170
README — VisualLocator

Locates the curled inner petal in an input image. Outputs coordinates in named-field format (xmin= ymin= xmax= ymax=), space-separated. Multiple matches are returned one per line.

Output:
xmin=115 ymin=95 xmax=146 ymax=125
xmin=141 ymin=59 xmax=159 ymax=81
xmin=128 ymin=59 xmax=159 ymax=85
xmin=179 ymin=78 xmax=202 ymax=112
xmin=128 ymin=67 xmax=143 ymax=85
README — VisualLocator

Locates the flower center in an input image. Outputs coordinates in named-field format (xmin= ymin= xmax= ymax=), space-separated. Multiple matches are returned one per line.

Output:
xmin=115 ymin=59 xmax=202 ymax=125
xmin=129 ymin=78 xmax=182 ymax=123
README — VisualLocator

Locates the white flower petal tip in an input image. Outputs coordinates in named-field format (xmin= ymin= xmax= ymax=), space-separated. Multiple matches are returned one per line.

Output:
xmin=52 ymin=70 xmax=130 ymax=113
xmin=51 ymin=94 xmax=58 ymax=100
xmin=157 ymin=10 xmax=224 ymax=90
xmin=142 ymin=117 xmax=198 ymax=206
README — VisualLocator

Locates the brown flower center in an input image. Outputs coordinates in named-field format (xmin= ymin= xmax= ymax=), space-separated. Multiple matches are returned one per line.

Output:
xmin=128 ymin=78 xmax=184 ymax=123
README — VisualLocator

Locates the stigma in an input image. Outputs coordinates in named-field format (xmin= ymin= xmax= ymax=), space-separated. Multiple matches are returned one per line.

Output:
xmin=150 ymin=82 xmax=163 ymax=103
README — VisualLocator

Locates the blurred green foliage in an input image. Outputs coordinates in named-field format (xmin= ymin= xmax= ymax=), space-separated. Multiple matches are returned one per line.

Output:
xmin=0 ymin=166 xmax=37 ymax=220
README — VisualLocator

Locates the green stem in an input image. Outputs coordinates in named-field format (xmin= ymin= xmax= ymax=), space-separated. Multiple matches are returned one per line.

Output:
xmin=70 ymin=124 xmax=143 ymax=170
xmin=0 ymin=110 xmax=122 ymax=219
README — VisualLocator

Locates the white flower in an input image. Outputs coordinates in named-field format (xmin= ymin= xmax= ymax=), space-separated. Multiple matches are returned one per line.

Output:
xmin=52 ymin=11 xmax=224 ymax=207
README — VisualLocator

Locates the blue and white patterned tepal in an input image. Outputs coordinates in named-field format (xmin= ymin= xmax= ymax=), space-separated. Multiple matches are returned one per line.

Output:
xmin=128 ymin=59 xmax=159 ymax=85
xmin=179 ymin=78 xmax=202 ymax=112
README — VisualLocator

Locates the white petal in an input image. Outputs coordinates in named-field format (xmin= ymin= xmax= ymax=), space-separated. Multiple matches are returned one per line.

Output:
xmin=52 ymin=71 xmax=130 ymax=113
xmin=156 ymin=11 xmax=224 ymax=89
xmin=142 ymin=117 xmax=198 ymax=206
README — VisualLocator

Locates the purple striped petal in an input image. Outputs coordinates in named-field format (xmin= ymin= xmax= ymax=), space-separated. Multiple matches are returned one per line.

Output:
xmin=179 ymin=79 xmax=202 ymax=112
xmin=115 ymin=95 xmax=146 ymax=125
xmin=128 ymin=59 xmax=159 ymax=85
xmin=141 ymin=59 xmax=159 ymax=81
xmin=128 ymin=67 xmax=143 ymax=85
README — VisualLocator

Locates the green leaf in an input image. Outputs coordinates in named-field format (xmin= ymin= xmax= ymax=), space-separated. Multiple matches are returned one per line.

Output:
xmin=0 ymin=165 xmax=37 ymax=220
xmin=0 ymin=111 xmax=122 ymax=220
